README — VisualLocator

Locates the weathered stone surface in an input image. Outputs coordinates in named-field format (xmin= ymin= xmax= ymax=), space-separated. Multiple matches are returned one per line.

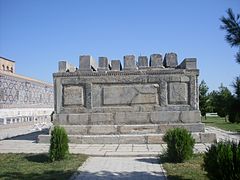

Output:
xmin=150 ymin=111 xmax=180 ymax=123
xmin=63 ymin=85 xmax=84 ymax=106
xmin=91 ymin=113 xmax=113 ymax=125
xmin=103 ymin=84 xmax=158 ymax=105
xmin=150 ymin=54 xmax=163 ymax=67
xmin=200 ymin=133 xmax=217 ymax=143
xmin=58 ymin=61 xmax=76 ymax=72
xmin=98 ymin=57 xmax=109 ymax=71
xmin=79 ymin=55 xmax=97 ymax=71
xmin=118 ymin=135 xmax=146 ymax=144
xmin=168 ymin=82 xmax=188 ymax=104
xmin=180 ymin=111 xmax=201 ymax=123
xmin=45 ymin=53 xmax=216 ymax=144
xmin=138 ymin=56 xmax=148 ymax=68
xmin=81 ymin=135 xmax=119 ymax=144
xmin=62 ymin=125 xmax=88 ymax=135
xmin=163 ymin=53 xmax=178 ymax=68
xmin=124 ymin=55 xmax=136 ymax=70
xmin=68 ymin=114 xmax=89 ymax=125
xmin=115 ymin=112 xmax=149 ymax=124
xmin=178 ymin=58 xmax=197 ymax=69
xmin=111 ymin=60 xmax=122 ymax=71
xmin=119 ymin=125 xmax=158 ymax=134
xmin=147 ymin=134 xmax=164 ymax=143
xmin=89 ymin=125 xmax=117 ymax=135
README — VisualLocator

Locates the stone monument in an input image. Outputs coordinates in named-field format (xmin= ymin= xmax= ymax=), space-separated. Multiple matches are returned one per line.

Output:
xmin=39 ymin=53 xmax=216 ymax=144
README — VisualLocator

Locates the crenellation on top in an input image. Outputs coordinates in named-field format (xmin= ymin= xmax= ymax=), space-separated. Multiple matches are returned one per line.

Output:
xmin=58 ymin=53 xmax=198 ymax=73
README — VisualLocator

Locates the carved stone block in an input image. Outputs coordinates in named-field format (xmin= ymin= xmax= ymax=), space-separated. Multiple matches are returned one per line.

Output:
xmin=163 ymin=53 xmax=178 ymax=68
xmin=138 ymin=56 xmax=148 ymax=68
xmin=150 ymin=54 xmax=163 ymax=67
xmin=103 ymin=84 xmax=158 ymax=105
xmin=168 ymin=82 xmax=188 ymax=104
xmin=124 ymin=55 xmax=136 ymax=70
xmin=63 ymin=85 xmax=84 ymax=106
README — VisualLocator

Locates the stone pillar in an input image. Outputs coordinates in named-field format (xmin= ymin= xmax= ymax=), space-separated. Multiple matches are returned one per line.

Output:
xmin=150 ymin=54 xmax=163 ymax=67
xmin=124 ymin=55 xmax=137 ymax=70
xmin=98 ymin=57 xmax=109 ymax=71
xmin=111 ymin=60 xmax=122 ymax=71
xmin=79 ymin=55 xmax=98 ymax=71
xmin=163 ymin=53 xmax=178 ymax=68
xmin=138 ymin=56 xmax=148 ymax=68
xmin=58 ymin=61 xmax=76 ymax=72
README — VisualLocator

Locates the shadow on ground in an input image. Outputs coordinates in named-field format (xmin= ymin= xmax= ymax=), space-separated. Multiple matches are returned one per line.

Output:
xmin=0 ymin=170 xmax=74 ymax=180
xmin=74 ymin=171 xmax=166 ymax=180
xmin=6 ymin=129 xmax=49 ymax=141
xmin=135 ymin=157 xmax=160 ymax=164
xmin=25 ymin=153 xmax=49 ymax=163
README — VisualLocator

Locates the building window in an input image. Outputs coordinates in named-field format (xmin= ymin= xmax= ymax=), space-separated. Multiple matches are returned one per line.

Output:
xmin=7 ymin=66 xmax=9 ymax=71
xmin=10 ymin=67 xmax=13 ymax=73
xmin=2 ymin=65 xmax=4 ymax=71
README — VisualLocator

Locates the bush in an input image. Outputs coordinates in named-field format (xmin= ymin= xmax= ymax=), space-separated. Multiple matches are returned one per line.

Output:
xmin=49 ymin=126 xmax=69 ymax=162
xmin=203 ymin=141 xmax=240 ymax=180
xmin=229 ymin=98 xmax=240 ymax=123
xmin=163 ymin=128 xmax=195 ymax=163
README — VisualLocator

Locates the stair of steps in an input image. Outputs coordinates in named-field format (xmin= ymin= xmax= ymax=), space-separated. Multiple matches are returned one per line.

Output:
xmin=38 ymin=123 xmax=216 ymax=144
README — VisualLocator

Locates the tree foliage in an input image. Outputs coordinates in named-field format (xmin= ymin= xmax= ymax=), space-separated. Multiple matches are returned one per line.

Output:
xmin=208 ymin=84 xmax=232 ymax=118
xmin=199 ymin=80 xmax=209 ymax=117
xmin=220 ymin=8 xmax=240 ymax=64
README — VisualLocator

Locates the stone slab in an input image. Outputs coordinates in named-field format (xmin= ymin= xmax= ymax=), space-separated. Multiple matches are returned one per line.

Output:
xmin=79 ymin=55 xmax=97 ymax=71
xmin=63 ymin=85 xmax=84 ymax=106
xmin=119 ymin=125 xmax=158 ymax=134
xmin=103 ymin=84 xmax=158 ymax=105
xmin=111 ymin=60 xmax=122 ymax=71
xmin=90 ymin=113 xmax=113 ymax=125
xmin=68 ymin=114 xmax=89 ymax=125
xmin=150 ymin=54 xmax=163 ymax=67
xmin=163 ymin=53 xmax=178 ymax=68
xmin=124 ymin=55 xmax=136 ymax=70
xmin=168 ymin=82 xmax=188 ymax=104
xmin=138 ymin=56 xmax=148 ymax=68
xmin=115 ymin=112 xmax=150 ymax=124
xmin=88 ymin=125 xmax=117 ymax=135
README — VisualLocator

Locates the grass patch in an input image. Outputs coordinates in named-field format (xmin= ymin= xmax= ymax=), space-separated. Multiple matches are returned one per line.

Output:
xmin=162 ymin=154 xmax=208 ymax=180
xmin=0 ymin=153 xmax=87 ymax=180
xmin=202 ymin=116 xmax=240 ymax=132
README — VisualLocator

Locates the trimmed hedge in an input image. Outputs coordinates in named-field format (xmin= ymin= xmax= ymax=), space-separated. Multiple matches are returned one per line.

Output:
xmin=163 ymin=128 xmax=195 ymax=163
xmin=203 ymin=141 xmax=240 ymax=180
xmin=49 ymin=126 xmax=69 ymax=162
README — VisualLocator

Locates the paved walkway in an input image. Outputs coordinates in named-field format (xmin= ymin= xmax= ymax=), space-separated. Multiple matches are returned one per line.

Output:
xmin=71 ymin=157 xmax=166 ymax=180
xmin=205 ymin=126 xmax=240 ymax=142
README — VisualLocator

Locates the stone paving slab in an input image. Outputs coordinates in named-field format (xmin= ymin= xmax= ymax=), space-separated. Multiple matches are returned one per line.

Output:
xmin=205 ymin=126 xmax=240 ymax=142
xmin=70 ymin=157 xmax=167 ymax=180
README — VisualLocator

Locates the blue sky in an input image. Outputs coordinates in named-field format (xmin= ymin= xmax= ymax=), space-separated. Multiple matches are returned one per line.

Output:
xmin=0 ymin=0 xmax=239 ymax=92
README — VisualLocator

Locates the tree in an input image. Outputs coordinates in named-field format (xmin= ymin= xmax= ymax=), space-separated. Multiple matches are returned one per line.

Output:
xmin=220 ymin=8 xmax=240 ymax=64
xmin=210 ymin=84 xmax=232 ymax=121
xmin=199 ymin=80 xmax=209 ymax=119
xmin=229 ymin=76 xmax=240 ymax=123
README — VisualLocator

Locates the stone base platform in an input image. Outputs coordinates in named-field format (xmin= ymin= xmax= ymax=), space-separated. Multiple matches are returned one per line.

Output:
xmin=38 ymin=132 xmax=216 ymax=144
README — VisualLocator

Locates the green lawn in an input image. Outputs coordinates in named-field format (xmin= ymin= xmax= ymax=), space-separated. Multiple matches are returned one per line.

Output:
xmin=0 ymin=153 xmax=87 ymax=180
xmin=162 ymin=154 xmax=208 ymax=180
xmin=202 ymin=116 xmax=240 ymax=132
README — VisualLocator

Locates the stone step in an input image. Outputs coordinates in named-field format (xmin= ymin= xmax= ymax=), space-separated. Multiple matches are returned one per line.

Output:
xmin=54 ymin=111 xmax=201 ymax=125
xmin=59 ymin=123 xmax=205 ymax=135
xmin=38 ymin=132 xmax=216 ymax=144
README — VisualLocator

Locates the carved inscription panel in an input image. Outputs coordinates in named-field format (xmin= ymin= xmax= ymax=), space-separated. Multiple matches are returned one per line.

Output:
xmin=103 ymin=84 xmax=159 ymax=105
xmin=63 ymin=85 xmax=84 ymax=106
xmin=168 ymin=82 xmax=188 ymax=104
